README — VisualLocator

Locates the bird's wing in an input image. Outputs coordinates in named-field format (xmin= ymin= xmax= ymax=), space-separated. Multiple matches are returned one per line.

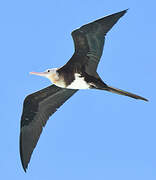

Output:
xmin=20 ymin=85 xmax=78 ymax=172
xmin=65 ymin=10 xmax=127 ymax=76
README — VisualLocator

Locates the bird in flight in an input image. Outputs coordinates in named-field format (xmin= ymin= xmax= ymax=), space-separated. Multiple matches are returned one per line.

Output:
xmin=20 ymin=9 xmax=148 ymax=172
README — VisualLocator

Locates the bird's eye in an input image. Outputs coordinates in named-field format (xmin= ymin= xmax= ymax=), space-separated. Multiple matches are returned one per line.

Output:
xmin=47 ymin=70 xmax=50 ymax=72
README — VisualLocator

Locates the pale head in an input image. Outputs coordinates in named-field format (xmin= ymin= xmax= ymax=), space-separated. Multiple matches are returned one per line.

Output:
xmin=30 ymin=68 xmax=59 ymax=84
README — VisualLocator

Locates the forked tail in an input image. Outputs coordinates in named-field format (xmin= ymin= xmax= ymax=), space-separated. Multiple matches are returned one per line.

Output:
xmin=105 ymin=85 xmax=148 ymax=101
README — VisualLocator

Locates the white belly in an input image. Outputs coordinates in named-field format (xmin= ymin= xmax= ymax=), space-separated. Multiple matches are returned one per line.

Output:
xmin=67 ymin=73 xmax=90 ymax=89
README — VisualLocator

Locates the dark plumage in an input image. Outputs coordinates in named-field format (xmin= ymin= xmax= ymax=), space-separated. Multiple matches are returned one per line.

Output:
xmin=20 ymin=9 xmax=148 ymax=172
xmin=20 ymin=85 xmax=77 ymax=171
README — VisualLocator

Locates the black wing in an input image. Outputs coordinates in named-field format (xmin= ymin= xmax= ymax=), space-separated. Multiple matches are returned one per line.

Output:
xmin=65 ymin=10 xmax=127 ymax=76
xmin=20 ymin=85 xmax=78 ymax=172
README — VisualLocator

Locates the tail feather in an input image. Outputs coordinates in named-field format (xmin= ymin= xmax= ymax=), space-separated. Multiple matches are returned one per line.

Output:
xmin=106 ymin=86 xmax=148 ymax=101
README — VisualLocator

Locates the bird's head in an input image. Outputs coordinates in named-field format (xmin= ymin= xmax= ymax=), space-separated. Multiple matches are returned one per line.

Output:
xmin=30 ymin=68 xmax=59 ymax=83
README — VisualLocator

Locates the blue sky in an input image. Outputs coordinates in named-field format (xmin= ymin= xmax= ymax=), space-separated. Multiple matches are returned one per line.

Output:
xmin=0 ymin=0 xmax=155 ymax=179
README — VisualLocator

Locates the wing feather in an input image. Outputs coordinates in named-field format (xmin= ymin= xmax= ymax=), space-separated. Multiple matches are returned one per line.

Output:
xmin=69 ymin=10 xmax=128 ymax=75
xmin=20 ymin=85 xmax=78 ymax=171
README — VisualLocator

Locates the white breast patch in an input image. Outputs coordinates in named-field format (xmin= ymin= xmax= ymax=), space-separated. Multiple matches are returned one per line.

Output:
xmin=66 ymin=73 xmax=90 ymax=89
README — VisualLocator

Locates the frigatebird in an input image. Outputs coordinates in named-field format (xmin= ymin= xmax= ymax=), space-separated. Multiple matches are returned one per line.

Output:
xmin=20 ymin=9 xmax=148 ymax=172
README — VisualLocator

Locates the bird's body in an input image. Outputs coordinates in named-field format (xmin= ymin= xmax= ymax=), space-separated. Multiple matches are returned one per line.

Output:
xmin=66 ymin=73 xmax=90 ymax=89
xmin=20 ymin=9 xmax=148 ymax=172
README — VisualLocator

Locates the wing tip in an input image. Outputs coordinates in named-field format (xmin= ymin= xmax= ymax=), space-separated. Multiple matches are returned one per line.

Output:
xmin=113 ymin=8 xmax=129 ymax=18
xmin=140 ymin=97 xmax=149 ymax=102
xmin=20 ymin=152 xmax=28 ymax=173
xmin=122 ymin=8 xmax=129 ymax=15
xmin=23 ymin=166 xmax=27 ymax=173
xmin=122 ymin=8 xmax=129 ymax=13
xmin=20 ymin=154 xmax=28 ymax=173
xmin=20 ymin=132 xmax=28 ymax=173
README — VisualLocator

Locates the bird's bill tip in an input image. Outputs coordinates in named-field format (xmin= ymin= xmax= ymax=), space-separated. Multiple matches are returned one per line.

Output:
xmin=29 ymin=71 xmax=47 ymax=76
